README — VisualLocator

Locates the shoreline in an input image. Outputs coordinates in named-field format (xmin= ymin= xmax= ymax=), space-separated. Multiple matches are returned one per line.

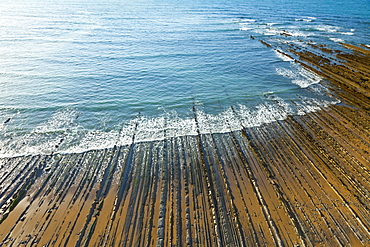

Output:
xmin=0 ymin=43 xmax=369 ymax=246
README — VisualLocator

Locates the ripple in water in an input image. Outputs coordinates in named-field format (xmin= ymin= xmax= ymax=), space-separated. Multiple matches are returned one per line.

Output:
xmin=0 ymin=0 xmax=367 ymax=157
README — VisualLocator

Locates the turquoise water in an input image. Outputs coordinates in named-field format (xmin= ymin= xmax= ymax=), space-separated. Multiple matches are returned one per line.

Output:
xmin=0 ymin=0 xmax=369 ymax=156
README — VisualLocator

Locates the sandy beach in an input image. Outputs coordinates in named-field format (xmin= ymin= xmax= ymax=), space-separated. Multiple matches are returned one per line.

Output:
xmin=0 ymin=42 xmax=369 ymax=246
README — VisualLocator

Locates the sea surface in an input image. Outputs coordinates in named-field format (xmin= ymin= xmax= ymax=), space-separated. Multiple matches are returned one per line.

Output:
xmin=0 ymin=0 xmax=369 ymax=157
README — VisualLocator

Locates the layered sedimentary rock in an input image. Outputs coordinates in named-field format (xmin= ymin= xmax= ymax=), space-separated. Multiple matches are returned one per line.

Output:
xmin=0 ymin=42 xmax=369 ymax=246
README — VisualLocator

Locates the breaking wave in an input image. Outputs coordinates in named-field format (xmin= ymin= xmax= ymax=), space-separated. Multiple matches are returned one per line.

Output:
xmin=0 ymin=94 xmax=339 ymax=158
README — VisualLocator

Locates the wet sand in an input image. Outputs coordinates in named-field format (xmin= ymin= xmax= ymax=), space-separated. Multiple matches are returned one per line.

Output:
xmin=0 ymin=42 xmax=369 ymax=246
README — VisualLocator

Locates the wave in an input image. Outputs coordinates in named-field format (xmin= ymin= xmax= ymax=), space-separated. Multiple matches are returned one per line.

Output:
xmin=341 ymin=32 xmax=354 ymax=36
xmin=274 ymin=50 xmax=293 ymax=62
xmin=275 ymin=63 xmax=322 ymax=88
xmin=295 ymin=17 xmax=317 ymax=22
xmin=315 ymin=25 xmax=340 ymax=33
xmin=0 ymin=95 xmax=339 ymax=158
xmin=330 ymin=37 xmax=345 ymax=43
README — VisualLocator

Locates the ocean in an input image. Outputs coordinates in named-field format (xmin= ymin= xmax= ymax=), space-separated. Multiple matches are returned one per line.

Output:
xmin=0 ymin=0 xmax=369 ymax=157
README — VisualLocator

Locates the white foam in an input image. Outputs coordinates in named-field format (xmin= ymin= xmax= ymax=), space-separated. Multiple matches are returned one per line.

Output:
xmin=240 ymin=19 xmax=256 ymax=23
xmin=0 ymin=95 xmax=339 ymax=158
xmin=34 ymin=108 xmax=80 ymax=133
xmin=63 ymin=129 xmax=121 ymax=154
xmin=341 ymin=32 xmax=354 ymax=35
xmin=133 ymin=113 xmax=197 ymax=143
xmin=164 ymin=114 xmax=197 ymax=138
xmin=274 ymin=50 xmax=293 ymax=61
xmin=330 ymin=37 xmax=345 ymax=43
xmin=276 ymin=63 xmax=322 ymax=88
xmin=238 ymin=19 xmax=257 ymax=32
xmin=255 ymin=26 xmax=310 ymax=37
xmin=235 ymin=100 xmax=291 ymax=128
xmin=295 ymin=97 xmax=341 ymax=115
xmin=263 ymin=28 xmax=281 ymax=36
xmin=239 ymin=27 xmax=253 ymax=31
xmin=276 ymin=67 xmax=294 ymax=78
xmin=135 ymin=116 xmax=166 ymax=142
xmin=295 ymin=16 xmax=316 ymax=22
xmin=196 ymin=108 xmax=242 ymax=134
xmin=316 ymin=25 xmax=340 ymax=33
xmin=287 ymin=30 xmax=310 ymax=37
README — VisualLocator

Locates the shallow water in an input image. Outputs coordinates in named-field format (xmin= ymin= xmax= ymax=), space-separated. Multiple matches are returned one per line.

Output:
xmin=0 ymin=0 xmax=369 ymax=157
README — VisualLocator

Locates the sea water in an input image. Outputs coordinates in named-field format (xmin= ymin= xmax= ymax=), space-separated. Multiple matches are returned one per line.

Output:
xmin=0 ymin=0 xmax=369 ymax=157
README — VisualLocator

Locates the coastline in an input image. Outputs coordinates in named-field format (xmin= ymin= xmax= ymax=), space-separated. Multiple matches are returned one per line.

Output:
xmin=0 ymin=43 xmax=369 ymax=246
